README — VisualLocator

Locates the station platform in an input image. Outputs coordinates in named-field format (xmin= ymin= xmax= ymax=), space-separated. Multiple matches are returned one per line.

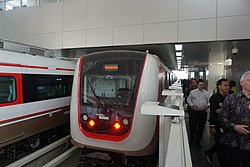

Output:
xmin=185 ymin=112 xmax=221 ymax=167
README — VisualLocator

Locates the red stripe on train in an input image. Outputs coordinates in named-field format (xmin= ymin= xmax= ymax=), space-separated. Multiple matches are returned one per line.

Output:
xmin=0 ymin=63 xmax=74 ymax=72
xmin=56 ymin=67 xmax=75 ymax=72
xmin=0 ymin=63 xmax=20 ymax=67
xmin=21 ymin=65 xmax=48 ymax=69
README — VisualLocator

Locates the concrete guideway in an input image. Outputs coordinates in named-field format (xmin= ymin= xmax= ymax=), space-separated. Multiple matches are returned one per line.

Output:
xmin=6 ymin=135 xmax=72 ymax=167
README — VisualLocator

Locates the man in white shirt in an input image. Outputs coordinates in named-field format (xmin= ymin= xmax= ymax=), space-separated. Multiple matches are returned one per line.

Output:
xmin=187 ymin=79 xmax=210 ymax=148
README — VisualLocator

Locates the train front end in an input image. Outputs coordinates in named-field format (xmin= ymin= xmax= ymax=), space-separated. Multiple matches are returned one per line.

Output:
xmin=71 ymin=51 xmax=159 ymax=156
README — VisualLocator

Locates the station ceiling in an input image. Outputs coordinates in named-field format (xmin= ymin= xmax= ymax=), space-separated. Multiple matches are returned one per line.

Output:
xmin=63 ymin=39 xmax=250 ymax=71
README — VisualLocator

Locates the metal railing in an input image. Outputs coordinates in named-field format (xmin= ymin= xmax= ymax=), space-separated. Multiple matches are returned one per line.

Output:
xmin=0 ymin=39 xmax=53 ymax=57
xmin=0 ymin=39 xmax=79 ymax=62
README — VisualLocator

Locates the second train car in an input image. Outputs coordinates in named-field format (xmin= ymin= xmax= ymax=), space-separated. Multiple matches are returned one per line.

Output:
xmin=0 ymin=49 xmax=75 ymax=159
xmin=70 ymin=50 xmax=176 ymax=166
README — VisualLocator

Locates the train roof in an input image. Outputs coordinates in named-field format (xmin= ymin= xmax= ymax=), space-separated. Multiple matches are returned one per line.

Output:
xmin=0 ymin=49 xmax=76 ymax=75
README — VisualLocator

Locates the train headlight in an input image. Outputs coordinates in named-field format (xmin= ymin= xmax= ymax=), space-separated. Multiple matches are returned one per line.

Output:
xmin=83 ymin=115 xmax=88 ymax=121
xmin=122 ymin=119 xmax=129 ymax=125
xmin=113 ymin=122 xmax=121 ymax=130
xmin=88 ymin=120 xmax=95 ymax=127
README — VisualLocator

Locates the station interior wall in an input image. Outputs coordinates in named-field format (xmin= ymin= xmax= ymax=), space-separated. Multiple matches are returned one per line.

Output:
xmin=1 ymin=0 xmax=250 ymax=94
xmin=0 ymin=0 xmax=250 ymax=50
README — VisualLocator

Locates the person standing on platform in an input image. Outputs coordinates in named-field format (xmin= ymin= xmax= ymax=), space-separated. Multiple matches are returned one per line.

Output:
xmin=229 ymin=80 xmax=238 ymax=93
xmin=219 ymin=71 xmax=250 ymax=167
xmin=185 ymin=78 xmax=197 ymax=103
xmin=187 ymin=79 xmax=210 ymax=147
xmin=184 ymin=78 xmax=197 ymax=112
xmin=205 ymin=78 xmax=230 ymax=165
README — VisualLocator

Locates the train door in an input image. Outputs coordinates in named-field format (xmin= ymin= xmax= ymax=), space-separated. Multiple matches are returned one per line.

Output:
xmin=0 ymin=63 xmax=24 ymax=146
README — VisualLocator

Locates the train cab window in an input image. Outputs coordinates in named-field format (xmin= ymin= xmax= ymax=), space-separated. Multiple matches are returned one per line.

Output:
xmin=79 ymin=52 xmax=145 ymax=136
xmin=0 ymin=76 xmax=16 ymax=103
xmin=83 ymin=75 xmax=135 ymax=104
xmin=93 ymin=78 xmax=117 ymax=98
xmin=81 ymin=56 xmax=142 ymax=106
xmin=36 ymin=76 xmax=66 ymax=100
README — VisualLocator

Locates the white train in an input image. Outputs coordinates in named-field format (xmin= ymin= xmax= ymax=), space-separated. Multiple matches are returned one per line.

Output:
xmin=70 ymin=50 xmax=176 ymax=166
xmin=0 ymin=50 xmax=75 ymax=158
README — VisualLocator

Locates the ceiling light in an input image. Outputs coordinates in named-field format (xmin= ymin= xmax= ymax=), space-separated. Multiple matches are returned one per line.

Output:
xmin=177 ymin=60 xmax=181 ymax=63
xmin=176 ymin=57 xmax=182 ymax=60
xmin=224 ymin=58 xmax=232 ymax=66
xmin=175 ymin=44 xmax=182 ymax=51
xmin=176 ymin=52 xmax=182 ymax=57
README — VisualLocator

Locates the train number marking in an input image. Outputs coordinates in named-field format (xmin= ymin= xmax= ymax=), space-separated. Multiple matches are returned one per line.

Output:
xmin=96 ymin=114 xmax=109 ymax=120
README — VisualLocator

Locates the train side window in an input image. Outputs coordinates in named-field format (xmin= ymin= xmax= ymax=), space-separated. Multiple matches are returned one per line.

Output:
xmin=36 ymin=76 xmax=66 ymax=100
xmin=0 ymin=76 xmax=16 ymax=104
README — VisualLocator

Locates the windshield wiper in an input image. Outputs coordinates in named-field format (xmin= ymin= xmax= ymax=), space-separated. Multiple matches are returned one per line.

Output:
xmin=86 ymin=79 xmax=107 ymax=113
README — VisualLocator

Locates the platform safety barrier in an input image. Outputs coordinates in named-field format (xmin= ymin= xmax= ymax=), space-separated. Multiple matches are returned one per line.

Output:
xmin=141 ymin=87 xmax=192 ymax=167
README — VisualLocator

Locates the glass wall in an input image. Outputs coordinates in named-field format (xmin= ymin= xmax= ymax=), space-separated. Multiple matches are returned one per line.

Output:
xmin=0 ymin=0 xmax=4 ymax=11
xmin=22 ymin=0 xmax=39 ymax=7
xmin=5 ymin=0 xmax=21 ymax=11
xmin=0 ymin=0 xmax=60 ymax=11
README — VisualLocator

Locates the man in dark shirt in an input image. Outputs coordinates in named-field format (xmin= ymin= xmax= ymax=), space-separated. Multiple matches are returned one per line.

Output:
xmin=184 ymin=78 xmax=197 ymax=114
xmin=219 ymin=71 xmax=250 ymax=167
xmin=185 ymin=78 xmax=197 ymax=103
xmin=205 ymin=78 xmax=230 ymax=165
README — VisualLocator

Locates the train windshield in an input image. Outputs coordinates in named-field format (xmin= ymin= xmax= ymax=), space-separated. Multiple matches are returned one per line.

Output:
xmin=79 ymin=51 xmax=145 ymax=137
